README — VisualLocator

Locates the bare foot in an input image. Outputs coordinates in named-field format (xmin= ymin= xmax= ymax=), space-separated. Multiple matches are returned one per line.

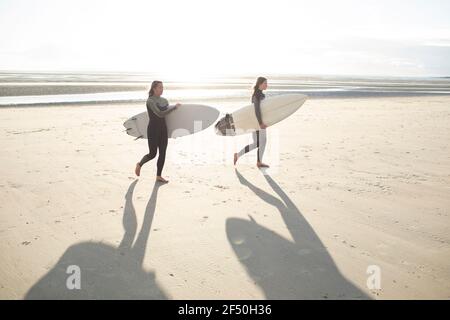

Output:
xmin=233 ymin=153 xmax=238 ymax=165
xmin=156 ymin=176 xmax=169 ymax=183
xmin=257 ymin=162 xmax=270 ymax=168
xmin=135 ymin=163 xmax=141 ymax=176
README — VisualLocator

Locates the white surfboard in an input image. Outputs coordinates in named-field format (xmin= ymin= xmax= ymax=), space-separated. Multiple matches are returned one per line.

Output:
xmin=215 ymin=94 xmax=307 ymax=136
xmin=124 ymin=104 xmax=219 ymax=139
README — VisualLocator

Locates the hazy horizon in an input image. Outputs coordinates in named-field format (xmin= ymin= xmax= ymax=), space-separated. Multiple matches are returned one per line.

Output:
xmin=1 ymin=69 xmax=449 ymax=80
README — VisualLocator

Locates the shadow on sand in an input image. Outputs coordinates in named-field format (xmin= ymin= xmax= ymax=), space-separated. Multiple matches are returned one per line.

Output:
xmin=25 ymin=180 xmax=167 ymax=299
xmin=226 ymin=169 xmax=370 ymax=299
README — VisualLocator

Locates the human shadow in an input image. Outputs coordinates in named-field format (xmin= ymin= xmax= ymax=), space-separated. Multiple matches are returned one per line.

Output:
xmin=226 ymin=170 xmax=370 ymax=299
xmin=25 ymin=180 xmax=167 ymax=299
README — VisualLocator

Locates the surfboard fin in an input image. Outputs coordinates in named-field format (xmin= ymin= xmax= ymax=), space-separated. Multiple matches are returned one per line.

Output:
xmin=215 ymin=113 xmax=236 ymax=136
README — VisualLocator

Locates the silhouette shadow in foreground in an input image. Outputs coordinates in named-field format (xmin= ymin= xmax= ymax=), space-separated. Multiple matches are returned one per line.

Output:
xmin=26 ymin=180 xmax=167 ymax=299
xmin=226 ymin=170 xmax=370 ymax=299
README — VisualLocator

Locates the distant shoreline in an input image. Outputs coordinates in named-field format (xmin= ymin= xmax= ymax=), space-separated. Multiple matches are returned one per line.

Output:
xmin=1 ymin=72 xmax=449 ymax=107
xmin=2 ymin=93 xmax=450 ymax=109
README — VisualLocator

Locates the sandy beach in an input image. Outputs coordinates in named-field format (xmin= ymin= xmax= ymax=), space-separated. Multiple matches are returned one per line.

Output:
xmin=0 ymin=95 xmax=449 ymax=299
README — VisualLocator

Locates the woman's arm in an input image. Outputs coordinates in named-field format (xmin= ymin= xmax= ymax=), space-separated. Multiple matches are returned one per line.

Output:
xmin=147 ymin=99 xmax=177 ymax=118
xmin=254 ymin=94 xmax=264 ymax=126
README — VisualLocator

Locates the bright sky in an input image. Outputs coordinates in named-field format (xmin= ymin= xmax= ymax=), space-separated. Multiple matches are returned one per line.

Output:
xmin=1 ymin=0 xmax=450 ymax=77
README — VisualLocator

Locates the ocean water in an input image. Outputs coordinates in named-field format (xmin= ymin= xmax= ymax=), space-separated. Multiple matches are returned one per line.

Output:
xmin=1 ymin=72 xmax=450 ymax=107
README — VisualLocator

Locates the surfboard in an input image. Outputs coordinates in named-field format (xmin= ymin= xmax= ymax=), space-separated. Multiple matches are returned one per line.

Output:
xmin=215 ymin=94 xmax=307 ymax=136
xmin=124 ymin=104 xmax=219 ymax=139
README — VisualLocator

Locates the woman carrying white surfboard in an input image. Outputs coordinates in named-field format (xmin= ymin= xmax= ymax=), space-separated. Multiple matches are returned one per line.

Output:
xmin=135 ymin=81 xmax=181 ymax=183
xmin=234 ymin=77 xmax=270 ymax=168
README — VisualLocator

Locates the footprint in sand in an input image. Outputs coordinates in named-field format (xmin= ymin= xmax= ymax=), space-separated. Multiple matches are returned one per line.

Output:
xmin=298 ymin=249 xmax=311 ymax=256
xmin=214 ymin=185 xmax=230 ymax=190
xmin=9 ymin=182 xmax=22 ymax=189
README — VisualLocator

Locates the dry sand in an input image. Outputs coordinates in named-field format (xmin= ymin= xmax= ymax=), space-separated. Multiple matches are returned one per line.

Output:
xmin=0 ymin=96 xmax=449 ymax=299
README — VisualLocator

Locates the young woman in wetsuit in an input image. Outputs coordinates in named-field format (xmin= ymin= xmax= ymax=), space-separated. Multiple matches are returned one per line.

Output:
xmin=135 ymin=81 xmax=181 ymax=183
xmin=234 ymin=77 xmax=270 ymax=168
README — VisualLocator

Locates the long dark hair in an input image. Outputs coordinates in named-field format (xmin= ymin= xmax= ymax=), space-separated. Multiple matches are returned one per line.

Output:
xmin=252 ymin=77 xmax=267 ymax=97
xmin=149 ymin=80 xmax=163 ymax=97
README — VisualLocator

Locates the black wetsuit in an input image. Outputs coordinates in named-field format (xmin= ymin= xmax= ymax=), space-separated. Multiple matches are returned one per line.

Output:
xmin=237 ymin=89 xmax=267 ymax=162
xmin=138 ymin=96 xmax=176 ymax=176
